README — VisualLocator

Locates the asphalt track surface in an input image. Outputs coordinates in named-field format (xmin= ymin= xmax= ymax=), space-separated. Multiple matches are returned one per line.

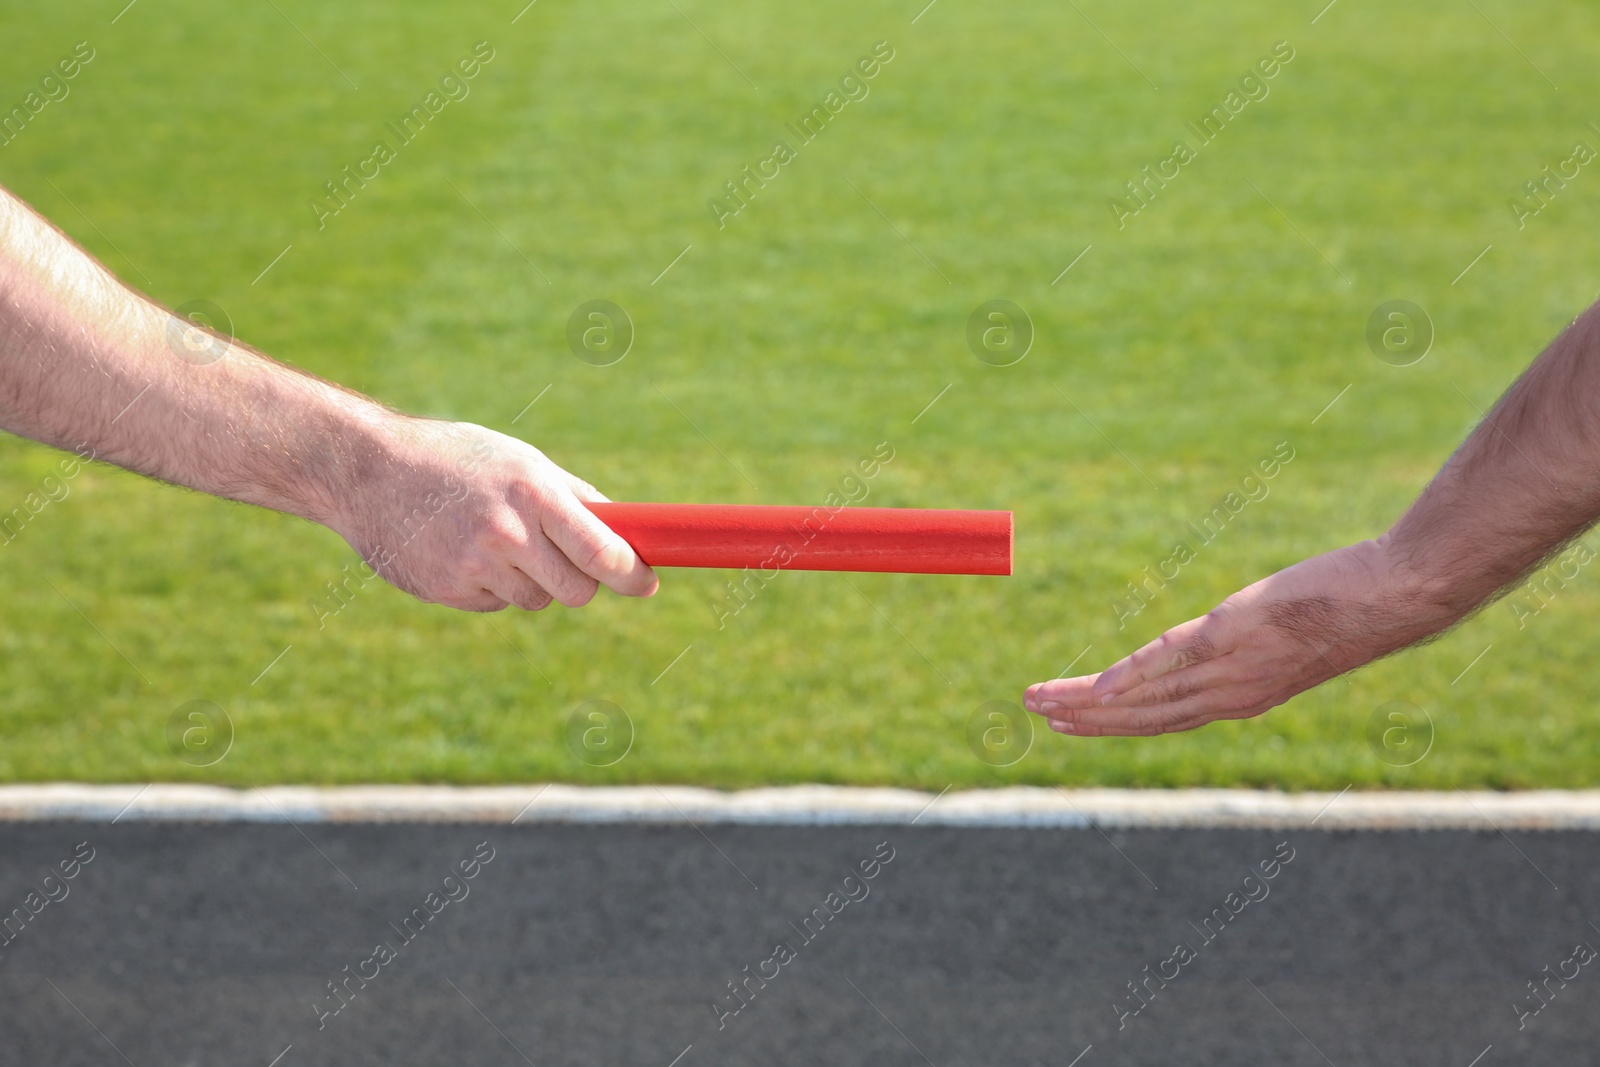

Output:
xmin=1 ymin=822 xmax=1597 ymax=1066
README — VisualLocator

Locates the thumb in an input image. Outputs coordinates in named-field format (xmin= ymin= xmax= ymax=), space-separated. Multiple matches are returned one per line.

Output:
xmin=562 ymin=471 xmax=611 ymax=504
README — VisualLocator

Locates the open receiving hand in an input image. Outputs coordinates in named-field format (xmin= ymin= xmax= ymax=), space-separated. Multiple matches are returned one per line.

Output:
xmin=329 ymin=418 xmax=658 ymax=612
xmin=1023 ymin=539 xmax=1443 ymax=736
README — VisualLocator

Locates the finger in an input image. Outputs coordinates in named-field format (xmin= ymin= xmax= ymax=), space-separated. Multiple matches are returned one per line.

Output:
xmin=435 ymin=576 xmax=510 ymax=613
xmin=512 ymin=526 xmax=602 ymax=608
xmin=536 ymin=490 xmax=659 ymax=598
xmin=484 ymin=562 xmax=555 ymax=613
xmin=1042 ymin=691 xmax=1266 ymax=737
xmin=1024 ymin=673 xmax=1104 ymax=712
xmin=1095 ymin=654 xmax=1239 ymax=709
xmin=1092 ymin=613 xmax=1230 ymax=703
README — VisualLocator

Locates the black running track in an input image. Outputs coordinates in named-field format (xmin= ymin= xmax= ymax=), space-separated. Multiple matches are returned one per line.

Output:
xmin=0 ymin=821 xmax=1596 ymax=1065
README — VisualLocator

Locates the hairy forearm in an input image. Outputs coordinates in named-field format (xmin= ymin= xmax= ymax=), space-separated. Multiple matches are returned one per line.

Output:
xmin=1382 ymin=301 xmax=1600 ymax=626
xmin=0 ymin=185 xmax=388 ymax=526
xmin=0 ymin=183 xmax=655 ymax=612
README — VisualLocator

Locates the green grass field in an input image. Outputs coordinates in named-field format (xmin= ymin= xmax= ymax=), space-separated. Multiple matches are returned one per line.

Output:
xmin=1 ymin=0 xmax=1597 ymax=789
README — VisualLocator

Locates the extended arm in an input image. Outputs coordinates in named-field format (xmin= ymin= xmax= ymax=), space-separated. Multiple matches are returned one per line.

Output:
xmin=1025 ymin=300 xmax=1600 ymax=735
xmin=0 ymin=184 xmax=656 ymax=611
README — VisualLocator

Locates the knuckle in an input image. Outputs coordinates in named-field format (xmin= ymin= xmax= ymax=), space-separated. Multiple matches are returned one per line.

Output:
xmin=456 ymin=555 xmax=491 ymax=584
xmin=567 ymin=578 xmax=600 ymax=607
xmin=516 ymin=590 xmax=553 ymax=612
xmin=1173 ymin=634 xmax=1215 ymax=670
xmin=550 ymin=571 xmax=599 ymax=608
xmin=1158 ymin=705 xmax=1192 ymax=735
xmin=515 ymin=472 xmax=559 ymax=508
xmin=572 ymin=532 xmax=621 ymax=577
xmin=1160 ymin=678 xmax=1201 ymax=703
xmin=480 ymin=511 xmax=529 ymax=552
xmin=1159 ymin=708 xmax=1197 ymax=735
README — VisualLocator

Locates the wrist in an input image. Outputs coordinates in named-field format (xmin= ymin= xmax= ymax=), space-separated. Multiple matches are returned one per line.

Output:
xmin=1366 ymin=532 xmax=1466 ymax=636
xmin=295 ymin=388 xmax=407 ymax=535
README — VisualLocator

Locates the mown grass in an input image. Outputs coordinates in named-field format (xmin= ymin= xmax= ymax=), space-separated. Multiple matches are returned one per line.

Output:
xmin=0 ymin=0 xmax=1596 ymax=788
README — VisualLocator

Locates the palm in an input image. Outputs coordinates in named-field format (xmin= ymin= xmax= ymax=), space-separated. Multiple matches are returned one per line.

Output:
xmin=1023 ymin=540 xmax=1409 ymax=736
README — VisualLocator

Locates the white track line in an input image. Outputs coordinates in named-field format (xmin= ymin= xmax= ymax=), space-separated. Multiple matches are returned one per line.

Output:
xmin=5 ymin=784 xmax=1600 ymax=829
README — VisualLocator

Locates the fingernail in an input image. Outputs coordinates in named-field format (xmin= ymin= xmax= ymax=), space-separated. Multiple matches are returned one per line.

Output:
xmin=1049 ymin=720 xmax=1076 ymax=734
xmin=1097 ymin=691 xmax=1119 ymax=706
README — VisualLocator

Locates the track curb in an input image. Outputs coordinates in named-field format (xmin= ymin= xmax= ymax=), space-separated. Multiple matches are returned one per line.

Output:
xmin=2 ymin=784 xmax=1599 ymax=829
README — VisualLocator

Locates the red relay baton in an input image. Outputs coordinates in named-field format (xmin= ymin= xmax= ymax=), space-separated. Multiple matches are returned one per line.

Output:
xmin=585 ymin=503 xmax=1013 ymax=576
